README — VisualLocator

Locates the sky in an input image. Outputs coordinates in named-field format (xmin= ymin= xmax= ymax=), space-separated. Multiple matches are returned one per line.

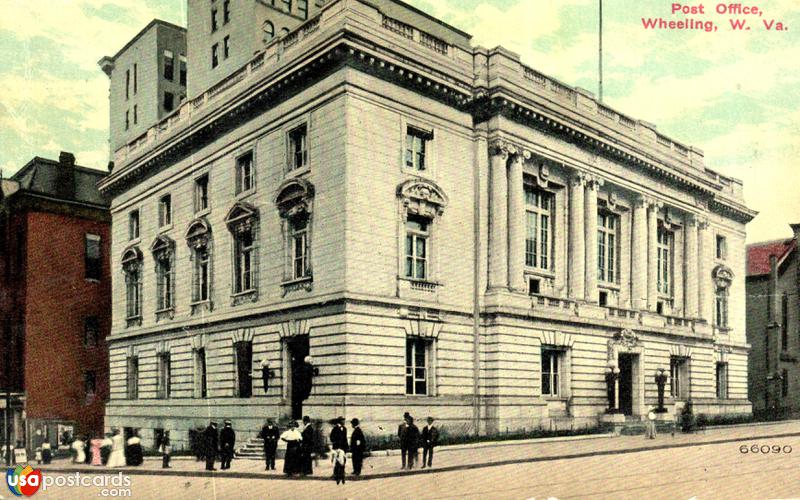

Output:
xmin=0 ymin=0 xmax=798 ymax=243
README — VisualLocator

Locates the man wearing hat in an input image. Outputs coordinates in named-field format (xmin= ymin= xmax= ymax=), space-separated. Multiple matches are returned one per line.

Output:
xmin=330 ymin=416 xmax=348 ymax=453
xmin=258 ymin=419 xmax=280 ymax=470
xmin=404 ymin=415 xmax=420 ymax=469
xmin=397 ymin=412 xmax=410 ymax=469
xmin=421 ymin=416 xmax=439 ymax=468
xmin=220 ymin=420 xmax=236 ymax=470
xmin=300 ymin=416 xmax=315 ymax=475
xmin=202 ymin=421 xmax=219 ymax=471
xmin=349 ymin=418 xmax=366 ymax=476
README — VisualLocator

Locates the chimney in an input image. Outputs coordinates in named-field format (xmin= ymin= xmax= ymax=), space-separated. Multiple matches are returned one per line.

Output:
xmin=56 ymin=151 xmax=76 ymax=200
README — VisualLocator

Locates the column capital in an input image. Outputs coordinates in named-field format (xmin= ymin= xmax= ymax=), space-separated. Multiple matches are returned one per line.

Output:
xmin=489 ymin=139 xmax=513 ymax=159
xmin=570 ymin=171 xmax=587 ymax=187
xmin=633 ymin=194 xmax=649 ymax=209
xmin=685 ymin=213 xmax=699 ymax=227
xmin=697 ymin=217 xmax=710 ymax=230
xmin=585 ymin=175 xmax=604 ymax=190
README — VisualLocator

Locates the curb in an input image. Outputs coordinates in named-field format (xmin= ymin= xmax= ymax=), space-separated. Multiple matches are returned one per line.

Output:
xmin=39 ymin=430 xmax=800 ymax=482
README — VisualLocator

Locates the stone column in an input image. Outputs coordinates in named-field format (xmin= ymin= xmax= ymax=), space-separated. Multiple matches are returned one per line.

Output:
xmin=647 ymin=201 xmax=660 ymax=311
xmin=488 ymin=143 xmax=509 ymax=290
xmin=507 ymin=152 xmax=526 ymax=292
xmin=631 ymin=196 xmax=648 ymax=310
xmin=584 ymin=177 xmax=602 ymax=303
xmin=684 ymin=215 xmax=699 ymax=318
xmin=568 ymin=173 xmax=586 ymax=300
xmin=698 ymin=218 xmax=712 ymax=321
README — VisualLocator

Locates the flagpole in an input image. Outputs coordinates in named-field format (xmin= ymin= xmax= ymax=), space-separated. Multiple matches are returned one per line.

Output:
xmin=599 ymin=0 xmax=604 ymax=102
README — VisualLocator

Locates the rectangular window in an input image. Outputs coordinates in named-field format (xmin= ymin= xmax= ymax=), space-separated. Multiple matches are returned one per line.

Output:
xmin=128 ymin=210 xmax=140 ymax=240
xmin=283 ymin=0 xmax=292 ymax=13
xmin=291 ymin=218 xmax=309 ymax=280
xmin=528 ymin=278 xmax=541 ymax=296
xmin=125 ymin=267 xmax=141 ymax=319
xmin=541 ymin=348 xmax=563 ymax=397
xmin=782 ymin=293 xmax=789 ymax=351
xmin=85 ymin=234 xmax=102 ymax=280
xmin=223 ymin=0 xmax=230 ymax=23
xmin=164 ymin=50 xmax=174 ymax=80
xmin=212 ymin=43 xmax=219 ymax=68
xmin=716 ymin=235 xmax=727 ymax=260
xmin=179 ymin=55 xmax=187 ymax=86
xmin=125 ymin=69 xmax=130 ymax=99
xmin=158 ymin=194 xmax=172 ymax=227
xmin=525 ymin=186 xmax=553 ymax=270
xmin=133 ymin=63 xmax=137 ymax=94
xmin=782 ymin=369 xmax=789 ymax=398
xmin=157 ymin=353 xmax=171 ymax=399
xmin=405 ymin=338 xmax=428 ymax=395
xmin=133 ymin=104 xmax=138 ymax=125
xmin=194 ymin=174 xmax=209 ymax=212
xmin=670 ymin=357 xmax=689 ymax=399
xmin=405 ymin=215 xmax=429 ymax=280
xmin=125 ymin=111 xmax=129 ymax=131
xmin=235 ymin=341 xmax=253 ymax=398
xmin=716 ymin=362 xmax=728 ymax=399
xmin=404 ymin=127 xmax=430 ymax=171
xmin=298 ymin=0 xmax=308 ymax=19
xmin=84 ymin=316 xmax=99 ymax=347
xmin=164 ymin=92 xmax=174 ymax=112
xmin=598 ymin=212 xmax=618 ymax=283
xmin=195 ymin=348 xmax=208 ymax=398
xmin=193 ymin=245 xmax=210 ymax=302
xmin=657 ymin=227 xmax=673 ymax=296
xmin=223 ymin=35 xmax=230 ymax=59
xmin=716 ymin=288 xmax=729 ymax=329
xmin=211 ymin=8 xmax=218 ymax=31
xmin=234 ymin=229 xmax=254 ymax=293
xmin=156 ymin=256 xmax=173 ymax=311
xmin=236 ymin=151 xmax=254 ymax=193
xmin=288 ymin=124 xmax=308 ymax=170
xmin=127 ymin=357 xmax=139 ymax=400
xmin=84 ymin=371 xmax=97 ymax=397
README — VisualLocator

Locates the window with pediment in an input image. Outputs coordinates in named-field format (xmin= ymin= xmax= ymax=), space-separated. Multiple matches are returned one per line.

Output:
xmin=275 ymin=178 xmax=315 ymax=294
xmin=186 ymin=218 xmax=213 ymax=314
xmin=713 ymin=265 xmax=733 ymax=330
xmin=396 ymin=179 xmax=447 ymax=294
xmin=122 ymin=247 xmax=143 ymax=327
xmin=151 ymin=235 xmax=176 ymax=320
xmin=226 ymin=202 xmax=259 ymax=305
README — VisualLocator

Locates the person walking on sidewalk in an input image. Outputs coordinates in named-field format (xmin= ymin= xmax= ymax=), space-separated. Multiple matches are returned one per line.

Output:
xmin=397 ymin=412 xmax=410 ymax=469
xmin=107 ymin=429 xmax=125 ymax=468
xmin=300 ymin=416 xmax=315 ymax=476
xmin=350 ymin=418 xmax=366 ymax=477
xmin=332 ymin=447 xmax=347 ymax=485
xmin=646 ymin=407 xmax=657 ymax=439
xmin=404 ymin=416 xmax=420 ymax=470
xmin=281 ymin=421 xmax=302 ymax=476
xmin=220 ymin=420 xmax=236 ymax=470
xmin=160 ymin=431 xmax=172 ymax=469
xmin=203 ymin=421 xmax=219 ymax=471
xmin=330 ymin=417 xmax=348 ymax=453
xmin=259 ymin=420 xmax=279 ymax=471
xmin=421 ymin=416 xmax=439 ymax=469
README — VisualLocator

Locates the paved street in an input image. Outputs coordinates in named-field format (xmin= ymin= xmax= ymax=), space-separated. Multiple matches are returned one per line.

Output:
xmin=29 ymin=421 xmax=800 ymax=499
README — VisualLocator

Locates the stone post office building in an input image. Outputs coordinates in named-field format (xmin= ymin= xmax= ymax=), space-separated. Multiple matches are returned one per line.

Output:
xmin=98 ymin=0 xmax=756 ymax=447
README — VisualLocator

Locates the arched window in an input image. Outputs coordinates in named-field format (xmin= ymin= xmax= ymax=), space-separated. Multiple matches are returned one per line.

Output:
xmin=712 ymin=265 xmax=733 ymax=329
xmin=262 ymin=21 xmax=275 ymax=43
xmin=150 ymin=235 xmax=176 ymax=320
xmin=186 ymin=218 xmax=213 ymax=314
xmin=280 ymin=27 xmax=290 ymax=37
xmin=225 ymin=202 xmax=260 ymax=305
xmin=121 ymin=247 xmax=143 ymax=327
xmin=275 ymin=178 xmax=315 ymax=293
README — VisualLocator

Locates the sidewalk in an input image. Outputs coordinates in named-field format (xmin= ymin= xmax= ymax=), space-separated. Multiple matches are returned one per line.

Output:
xmin=36 ymin=420 xmax=800 ymax=482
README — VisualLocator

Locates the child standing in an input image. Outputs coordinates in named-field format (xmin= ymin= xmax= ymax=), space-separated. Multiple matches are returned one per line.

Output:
xmin=332 ymin=447 xmax=347 ymax=485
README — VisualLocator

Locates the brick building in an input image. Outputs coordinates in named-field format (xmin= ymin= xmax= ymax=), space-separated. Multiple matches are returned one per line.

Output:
xmin=98 ymin=0 xmax=755 ymax=449
xmin=0 ymin=153 xmax=111 ymax=450
xmin=746 ymin=226 xmax=800 ymax=415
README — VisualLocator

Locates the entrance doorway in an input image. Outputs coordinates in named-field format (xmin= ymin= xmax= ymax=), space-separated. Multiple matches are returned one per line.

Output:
xmin=287 ymin=335 xmax=310 ymax=419
xmin=618 ymin=354 xmax=635 ymax=416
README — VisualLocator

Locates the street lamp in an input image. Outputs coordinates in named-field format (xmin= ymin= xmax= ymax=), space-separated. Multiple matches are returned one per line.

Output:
xmin=654 ymin=368 xmax=669 ymax=413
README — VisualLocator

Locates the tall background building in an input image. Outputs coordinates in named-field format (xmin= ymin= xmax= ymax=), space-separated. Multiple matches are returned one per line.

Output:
xmin=98 ymin=0 xmax=755 ymax=450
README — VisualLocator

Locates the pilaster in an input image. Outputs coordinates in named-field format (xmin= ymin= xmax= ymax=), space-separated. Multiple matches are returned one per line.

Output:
xmin=507 ymin=152 xmax=527 ymax=292
xmin=488 ymin=141 xmax=509 ymax=290
xmin=584 ymin=176 xmax=602 ymax=303
xmin=568 ymin=173 xmax=586 ymax=300
xmin=631 ymin=195 xmax=648 ymax=310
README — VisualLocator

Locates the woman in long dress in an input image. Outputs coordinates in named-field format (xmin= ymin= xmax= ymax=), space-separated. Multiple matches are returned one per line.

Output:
xmin=107 ymin=430 xmax=126 ymax=468
xmin=89 ymin=436 xmax=104 ymax=465
xmin=280 ymin=421 xmax=303 ymax=476
xmin=126 ymin=434 xmax=143 ymax=466
xmin=71 ymin=437 xmax=86 ymax=464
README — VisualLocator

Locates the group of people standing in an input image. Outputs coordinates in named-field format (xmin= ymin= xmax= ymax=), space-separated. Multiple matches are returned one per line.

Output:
xmin=68 ymin=429 xmax=134 ymax=468
xmin=398 ymin=413 xmax=439 ymax=470
xmin=201 ymin=420 xmax=237 ymax=471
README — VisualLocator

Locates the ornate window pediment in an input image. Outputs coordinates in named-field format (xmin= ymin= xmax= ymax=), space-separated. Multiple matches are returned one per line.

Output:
xmin=150 ymin=235 xmax=175 ymax=260
xmin=712 ymin=264 xmax=734 ymax=289
xmin=275 ymin=178 xmax=315 ymax=220
xmin=225 ymin=201 xmax=259 ymax=233
xmin=397 ymin=178 xmax=448 ymax=219
xmin=121 ymin=246 xmax=143 ymax=272
xmin=185 ymin=218 xmax=212 ymax=249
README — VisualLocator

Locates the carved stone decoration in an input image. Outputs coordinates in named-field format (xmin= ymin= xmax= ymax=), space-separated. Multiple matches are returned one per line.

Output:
xmin=150 ymin=235 xmax=175 ymax=263
xmin=606 ymin=191 xmax=618 ymax=210
xmin=121 ymin=246 xmax=143 ymax=273
xmin=397 ymin=178 xmax=448 ymax=219
xmin=614 ymin=328 xmax=639 ymax=349
xmin=275 ymin=177 xmax=315 ymax=220
xmin=185 ymin=218 xmax=212 ymax=249
xmin=712 ymin=264 xmax=734 ymax=289
xmin=225 ymin=201 xmax=259 ymax=230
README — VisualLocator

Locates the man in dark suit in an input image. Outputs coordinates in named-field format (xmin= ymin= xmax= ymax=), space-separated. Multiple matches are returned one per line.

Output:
xmin=421 ymin=416 xmax=439 ymax=468
xmin=329 ymin=416 xmax=348 ymax=452
xmin=300 ymin=415 xmax=314 ymax=475
xmin=219 ymin=420 xmax=236 ymax=470
xmin=350 ymin=418 xmax=366 ymax=476
xmin=203 ymin=421 xmax=219 ymax=471
xmin=405 ymin=416 xmax=420 ymax=469
xmin=397 ymin=412 xmax=410 ymax=469
xmin=258 ymin=420 xmax=280 ymax=471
